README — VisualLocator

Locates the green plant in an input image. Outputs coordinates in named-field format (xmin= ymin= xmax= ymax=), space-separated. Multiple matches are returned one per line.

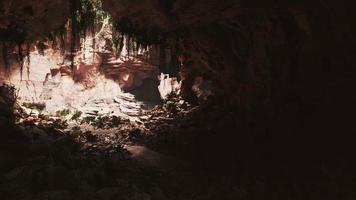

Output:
xmin=92 ymin=115 xmax=110 ymax=128
xmin=38 ymin=114 xmax=50 ymax=121
xmin=22 ymin=102 xmax=46 ymax=112
xmin=82 ymin=116 xmax=96 ymax=124
xmin=56 ymin=109 xmax=70 ymax=117
xmin=71 ymin=110 xmax=83 ymax=121
xmin=52 ymin=119 xmax=68 ymax=129
xmin=109 ymin=116 xmax=121 ymax=128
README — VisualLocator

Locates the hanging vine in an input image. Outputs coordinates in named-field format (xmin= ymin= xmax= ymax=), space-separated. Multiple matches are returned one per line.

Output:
xmin=112 ymin=29 xmax=124 ymax=58
xmin=25 ymin=42 xmax=30 ymax=80
xmin=17 ymin=43 xmax=24 ymax=80
xmin=112 ymin=17 xmax=160 ymax=52
xmin=1 ymin=0 xmax=161 ymax=76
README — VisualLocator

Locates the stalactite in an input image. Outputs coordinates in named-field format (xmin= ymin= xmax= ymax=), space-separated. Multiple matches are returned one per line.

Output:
xmin=82 ymin=36 xmax=86 ymax=60
xmin=112 ymin=22 xmax=125 ymax=58
xmin=48 ymin=32 xmax=57 ymax=50
xmin=69 ymin=0 xmax=78 ymax=72
xmin=126 ymin=35 xmax=131 ymax=58
xmin=92 ymin=37 xmax=96 ymax=62
xmin=17 ymin=43 xmax=24 ymax=81
xmin=159 ymin=43 xmax=167 ymax=73
xmin=26 ymin=42 xmax=30 ymax=80
xmin=90 ymin=12 xmax=100 ymax=62
xmin=112 ymin=16 xmax=162 ymax=51
xmin=36 ymin=42 xmax=45 ymax=56
xmin=59 ymin=27 xmax=66 ymax=56
xmin=133 ymin=38 xmax=139 ymax=56
xmin=1 ymin=42 xmax=9 ymax=72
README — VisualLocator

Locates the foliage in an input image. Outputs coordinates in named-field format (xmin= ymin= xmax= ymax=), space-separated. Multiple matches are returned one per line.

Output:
xmin=82 ymin=116 xmax=96 ymax=124
xmin=22 ymin=102 xmax=46 ymax=111
xmin=164 ymin=91 xmax=180 ymax=102
xmin=52 ymin=118 xmax=68 ymax=129
xmin=109 ymin=116 xmax=122 ymax=128
xmin=91 ymin=115 xmax=110 ymax=128
xmin=71 ymin=110 xmax=83 ymax=121
xmin=164 ymin=101 xmax=177 ymax=114
xmin=38 ymin=114 xmax=50 ymax=121
xmin=81 ymin=115 xmax=122 ymax=128
xmin=0 ymin=83 xmax=18 ymax=108
xmin=56 ymin=109 xmax=71 ymax=117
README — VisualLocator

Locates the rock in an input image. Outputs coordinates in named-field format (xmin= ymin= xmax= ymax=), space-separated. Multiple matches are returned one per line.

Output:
xmin=3 ymin=166 xmax=25 ymax=180
xmin=127 ymin=192 xmax=151 ymax=200
xmin=27 ymin=126 xmax=47 ymax=138
xmin=45 ymin=164 xmax=68 ymax=188
xmin=96 ymin=187 xmax=121 ymax=200
xmin=40 ymin=190 xmax=71 ymax=200
xmin=150 ymin=187 xmax=166 ymax=200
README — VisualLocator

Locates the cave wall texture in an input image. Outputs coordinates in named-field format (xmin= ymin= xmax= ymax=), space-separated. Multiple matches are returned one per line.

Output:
xmin=0 ymin=0 xmax=355 ymax=157
xmin=103 ymin=0 xmax=356 ymax=152
xmin=0 ymin=0 xmax=69 ymax=41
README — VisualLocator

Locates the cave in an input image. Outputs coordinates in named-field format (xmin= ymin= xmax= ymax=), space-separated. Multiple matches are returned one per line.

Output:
xmin=0 ymin=0 xmax=355 ymax=199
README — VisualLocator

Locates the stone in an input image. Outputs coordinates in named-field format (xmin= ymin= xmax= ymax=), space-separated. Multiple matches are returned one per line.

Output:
xmin=96 ymin=187 xmax=121 ymax=200
xmin=40 ymin=190 xmax=71 ymax=200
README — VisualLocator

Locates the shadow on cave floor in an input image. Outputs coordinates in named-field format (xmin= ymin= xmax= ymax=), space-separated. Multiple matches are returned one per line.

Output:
xmin=124 ymin=78 xmax=163 ymax=110
xmin=0 ymin=84 xmax=241 ymax=200
xmin=0 ymin=112 xmax=242 ymax=200
xmin=1 ymin=84 xmax=356 ymax=200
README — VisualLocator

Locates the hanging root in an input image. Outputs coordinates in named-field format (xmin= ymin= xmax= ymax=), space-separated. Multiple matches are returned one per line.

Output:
xmin=69 ymin=0 xmax=77 ymax=72
xmin=26 ymin=42 xmax=30 ymax=80
xmin=18 ymin=43 xmax=24 ymax=81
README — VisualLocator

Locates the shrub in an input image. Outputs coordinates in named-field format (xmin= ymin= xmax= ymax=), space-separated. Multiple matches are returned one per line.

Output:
xmin=22 ymin=102 xmax=46 ymax=111
xmin=71 ymin=110 xmax=83 ymax=121
xmin=56 ymin=109 xmax=70 ymax=117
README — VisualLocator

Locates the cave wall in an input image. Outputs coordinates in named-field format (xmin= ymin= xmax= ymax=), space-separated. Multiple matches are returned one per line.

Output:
xmin=0 ymin=0 xmax=354 ymax=134
xmin=0 ymin=0 xmax=69 ymax=41
xmin=101 ymin=0 xmax=354 ymax=113
xmin=99 ymin=0 xmax=356 ymax=161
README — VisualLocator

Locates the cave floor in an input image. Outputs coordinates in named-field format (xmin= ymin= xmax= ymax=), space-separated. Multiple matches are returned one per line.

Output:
xmin=1 ymin=96 xmax=354 ymax=200
xmin=0 ymin=98 xmax=245 ymax=200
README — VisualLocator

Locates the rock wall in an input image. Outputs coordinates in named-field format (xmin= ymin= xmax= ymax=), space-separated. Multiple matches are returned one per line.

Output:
xmin=1 ymin=33 xmax=165 ymax=118
xmin=0 ymin=0 xmax=354 ymax=129
xmin=99 ymin=0 xmax=356 ymax=161
xmin=0 ymin=0 xmax=69 ymax=40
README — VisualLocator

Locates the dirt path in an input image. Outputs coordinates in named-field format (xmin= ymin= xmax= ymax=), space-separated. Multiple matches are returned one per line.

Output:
xmin=125 ymin=145 xmax=188 ymax=171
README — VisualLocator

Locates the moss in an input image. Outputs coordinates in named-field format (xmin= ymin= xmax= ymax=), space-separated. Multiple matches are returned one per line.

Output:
xmin=81 ymin=115 xmax=122 ymax=128
xmin=82 ymin=116 xmax=96 ymax=124
xmin=71 ymin=110 xmax=83 ymax=121
xmin=22 ymin=102 xmax=46 ymax=112
xmin=52 ymin=118 xmax=68 ymax=129
xmin=56 ymin=109 xmax=71 ymax=117
xmin=92 ymin=115 xmax=110 ymax=128
xmin=71 ymin=125 xmax=83 ymax=136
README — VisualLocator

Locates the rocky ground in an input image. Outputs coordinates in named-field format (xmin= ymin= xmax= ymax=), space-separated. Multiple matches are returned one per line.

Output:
xmin=1 ymin=84 xmax=356 ymax=200
xmin=0 ymin=84 xmax=245 ymax=200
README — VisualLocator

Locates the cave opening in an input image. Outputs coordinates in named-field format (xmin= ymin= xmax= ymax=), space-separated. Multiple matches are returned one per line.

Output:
xmin=0 ymin=0 xmax=355 ymax=199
